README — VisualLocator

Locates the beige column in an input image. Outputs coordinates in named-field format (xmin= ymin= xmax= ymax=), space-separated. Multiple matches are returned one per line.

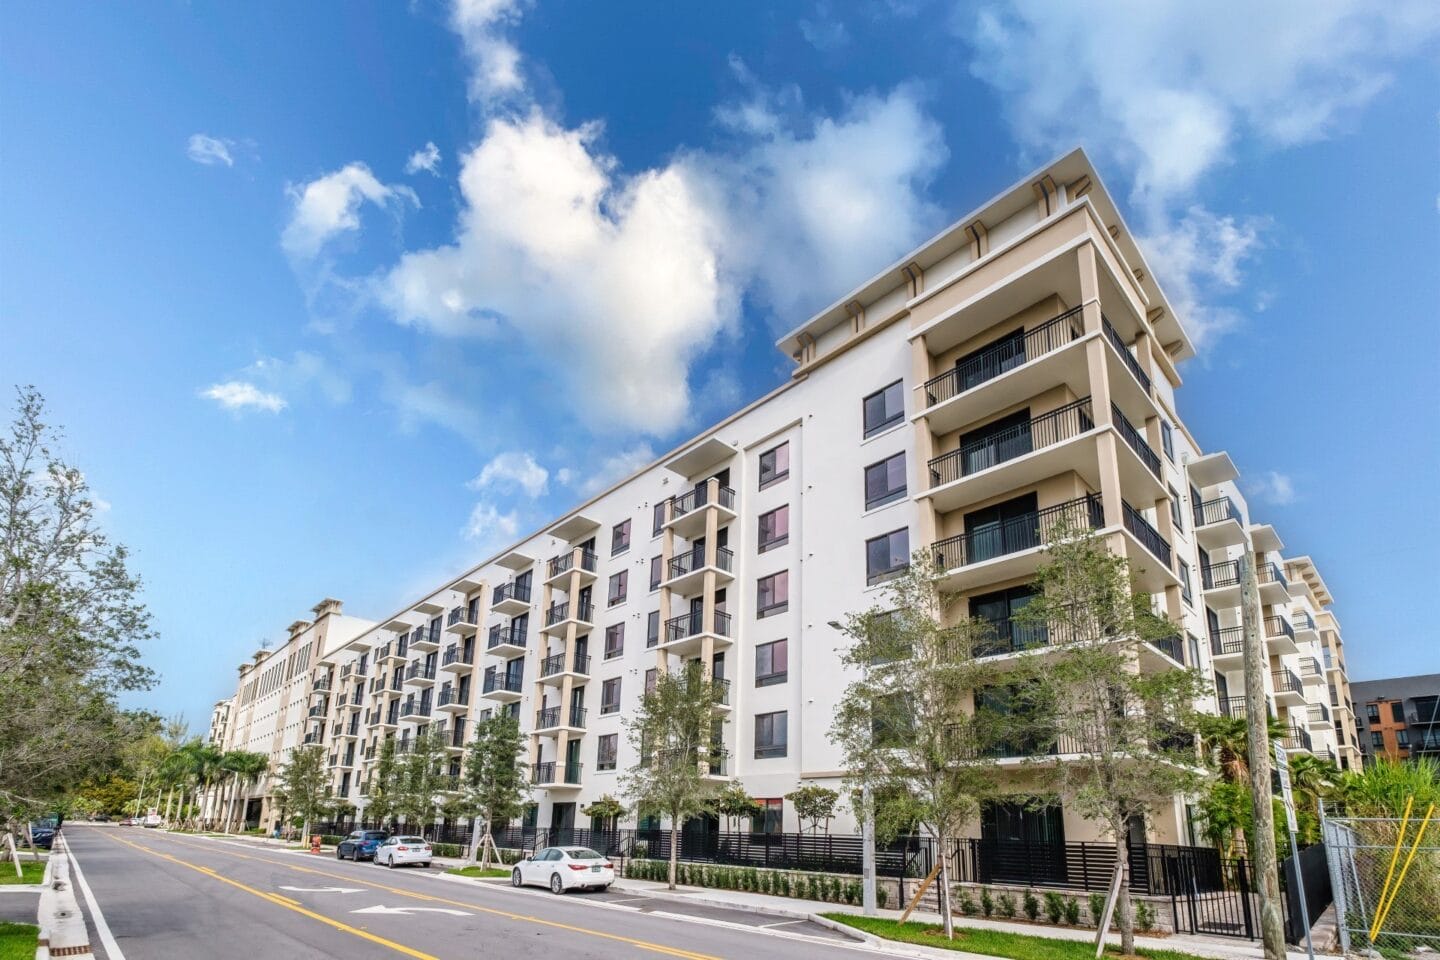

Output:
xmin=910 ymin=336 xmax=939 ymax=548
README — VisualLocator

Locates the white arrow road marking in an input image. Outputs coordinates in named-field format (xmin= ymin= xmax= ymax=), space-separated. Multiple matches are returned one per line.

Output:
xmin=278 ymin=886 xmax=366 ymax=894
xmin=351 ymin=905 xmax=473 ymax=917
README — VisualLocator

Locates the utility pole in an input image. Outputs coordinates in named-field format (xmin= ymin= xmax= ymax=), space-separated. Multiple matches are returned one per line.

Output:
xmin=1241 ymin=551 xmax=1286 ymax=959
xmin=861 ymin=783 xmax=877 ymax=916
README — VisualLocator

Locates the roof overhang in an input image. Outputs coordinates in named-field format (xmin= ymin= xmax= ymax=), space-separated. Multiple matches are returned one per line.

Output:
xmin=664 ymin=436 xmax=738 ymax=478
xmin=1249 ymin=524 xmax=1284 ymax=555
xmin=496 ymin=550 xmax=534 ymax=571
xmin=546 ymin=513 xmax=601 ymax=542
xmin=1185 ymin=451 xmax=1238 ymax=488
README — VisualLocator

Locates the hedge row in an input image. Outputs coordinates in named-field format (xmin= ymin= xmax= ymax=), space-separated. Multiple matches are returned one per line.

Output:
xmin=623 ymin=859 xmax=888 ymax=907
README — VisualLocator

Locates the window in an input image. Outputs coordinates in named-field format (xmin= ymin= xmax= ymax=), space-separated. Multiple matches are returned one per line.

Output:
xmin=1396 ymin=729 xmax=1410 ymax=747
xmin=646 ymin=611 xmax=660 ymax=648
xmin=597 ymin=734 xmax=618 ymax=771
xmin=863 ymin=380 xmax=905 ymax=438
xmin=652 ymin=502 xmax=667 ymax=536
xmin=1179 ymin=560 xmax=1193 ymax=604
xmin=604 ymin=623 xmax=624 ymax=660
xmin=1187 ymin=633 xmax=1201 ymax=668
xmin=866 ymin=529 xmax=910 ymax=585
xmin=608 ymin=570 xmax=628 ymax=607
xmin=757 ymin=571 xmax=789 ymax=618
xmin=649 ymin=555 xmax=664 ymax=591
xmin=755 ymin=639 xmax=787 ymax=686
xmin=755 ymin=711 xmax=788 ymax=758
xmin=1366 ymin=703 xmax=1381 ymax=723
xmin=612 ymin=520 xmax=631 ymax=555
xmin=864 ymin=453 xmax=907 ymax=509
xmin=1169 ymin=487 xmax=1184 ymax=532
xmin=759 ymin=442 xmax=790 ymax=489
xmin=644 ymin=668 xmax=657 ymax=694
xmin=1161 ymin=420 xmax=1175 ymax=461
xmin=758 ymin=506 xmax=789 ymax=552
xmin=601 ymin=678 xmax=622 ymax=715
xmin=1371 ymin=732 xmax=1385 ymax=748
xmin=1391 ymin=701 xmax=1406 ymax=723
xmin=754 ymin=798 xmax=783 ymax=835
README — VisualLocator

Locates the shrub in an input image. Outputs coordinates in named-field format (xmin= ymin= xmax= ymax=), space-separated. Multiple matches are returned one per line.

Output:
xmin=1044 ymin=891 xmax=1064 ymax=924
xmin=998 ymin=892 xmax=1017 ymax=918
xmin=877 ymin=885 xmax=889 ymax=908
xmin=1089 ymin=893 xmax=1106 ymax=927
xmin=748 ymin=868 xmax=760 ymax=892
xmin=844 ymin=880 xmax=859 ymax=905
xmin=959 ymin=890 xmax=977 ymax=916
xmin=981 ymin=886 xmax=995 ymax=917
xmin=1064 ymin=897 xmax=1081 ymax=925
xmin=1136 ymin=901 xmax=1156 ymax=932
xmin=1023 ymin=890 xmax=1040 ymax=921
xmin=779 ymin=873 xmax=791 ymax=897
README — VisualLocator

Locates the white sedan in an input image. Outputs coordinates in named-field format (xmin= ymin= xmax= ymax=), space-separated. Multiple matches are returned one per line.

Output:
xmin=373 ymin=835 xmax=432 ymax=869
xmin=511 ymin=846 xmax=615 ymax=894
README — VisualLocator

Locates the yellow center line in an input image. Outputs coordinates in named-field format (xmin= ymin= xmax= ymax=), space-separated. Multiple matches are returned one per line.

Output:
xmin=120 ymin=831 xmax=723 ymax=960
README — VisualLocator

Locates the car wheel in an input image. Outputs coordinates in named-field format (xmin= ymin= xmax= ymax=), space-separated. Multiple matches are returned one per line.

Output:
xmin=387 ymin=857 xmax=396 ymax=869
xmin=511 ymin=868 xmax=523 ymax=888
xmin=336 ymin=848 xmax=345 ymax=860
xmin=421 ymin=862 xmax=430 ymax=869
xmin=550 ymin=873 xmax=563 ymax=895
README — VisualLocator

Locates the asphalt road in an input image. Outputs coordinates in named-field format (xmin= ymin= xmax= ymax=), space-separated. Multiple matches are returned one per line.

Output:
xmin=63 ymin=825 xmax=880 ymax=960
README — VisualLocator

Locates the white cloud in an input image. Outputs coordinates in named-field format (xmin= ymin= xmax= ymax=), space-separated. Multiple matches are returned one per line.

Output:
xmin=1245 ymin=470 xmax=1297 ymax=507
xmin=282 ymin=163 xmax=419 ymax=258
xmin=1139 ymin=206 xmax=1267 ymax=350
xmin=405 ymin=142 xmax=442 ymax=175
xmin=199 ymin=381 xmax=287 ymax=414
xmin=799 ymin=3 xmax=849 ymax=51
xmin=187 ymin=134 xmax=234 ymax=167
xmin=468 ymin=451 xmax=549 ymax=498
xmin=581 ymin=443 xmax=656 ymax=496
xmin=451 ymin=0 xmax=526 ymax=104
xmin=553 ymin=467 xmax=576 ymax=487
xmin=463 ymin=500 xmax=521 ymax=546
xmin=245 ymin=351 xmax=353 ymax=405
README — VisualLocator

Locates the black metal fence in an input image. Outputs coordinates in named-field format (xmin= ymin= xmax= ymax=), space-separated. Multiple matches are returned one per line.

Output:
xmin=1282 ymin=842 xmax=1331 ymax=945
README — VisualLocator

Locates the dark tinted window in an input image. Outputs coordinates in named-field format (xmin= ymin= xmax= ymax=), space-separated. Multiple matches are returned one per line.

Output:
xmin=866 ymin=529 xmax=910 ymax=585
xmin=759 ymin=442 xmax=790 ymax=489
xmin=864 ymin=453 xmax=907 ymax=509
xmin=863 ymin=381 xmax=905 ymax=437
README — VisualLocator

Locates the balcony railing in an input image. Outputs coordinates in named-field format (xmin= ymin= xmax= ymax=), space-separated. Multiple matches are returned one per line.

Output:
xmin=568 ymin=706 xmax=588 ymax=729
xmin=669 ymin=483 xmax=737 ymax=522
xmin=399 ymin=699 xmax=432 ymax=718
xmin=406 ymin=662 xmax=437 ymax=682
xmin=442 ymin=645 xmax=471 ymax=668
xmin=531 ymin=761 xmax=583 ymax=786
xmin=1272 ymin=668 xmax=1304 ymax=695
xmin=1210 ymin=627 xmax=1243 ymax=657
xmin=933 ymin=494 xmax=1103 ymax=571
xmin=308 ymin=704 xmax=325 ymax=719
xmin=712 ymin=677 xmax=731 ymax=706
xmin=1278 ymin=725 xmax=1312 ymax=752
xmin=928 ymin=398 xmax=1094 ymax=488
xmin=1122 ymin=501 xmax=1171 ymax=569
xmin=1110 ymin=405 xmax=1161 ymax=478
xmin=1202 ymin=559 xmax=1241 ymax=590
xmin=545 ymin=600 xmax=594 ymax=627
xmin=1220 ymin=696 xmax=1248 ymax=719
xmin=1299 ymin=656 xmax=1322 ymax=679
xmin=1257 ymin=562 xmax=1289 ymax=592
xmin=493 ymin=580 xmax=532 ymax=606
xmin=547 ymin=549 xmax=598 ymax=580
xmin=1148 ymin=633 xmax=1185 ymax=665
xmin=923 ymin=306 xmax=1084 ymax=407
xmin=540 ymin=652 xmax=592 ymax=678
xmin=487 ymin=623 xmax=527 ymax=650
xmin=975 ymin=618 xmax=1051 ymax=657
xmin=1194 ymin=496 xmax=1241 ymax=529
xmin=536 ymin=706 xmax=561 ymax=729
xmin=482 ymin=671 xmax=523 ymax=695
xmin=1264 ymin=616 xmax=1294 ymax=641
xmin=1293 ymin=611 xmax=1316 ymax=633
xmin=437 ymin=687 xmax=463 ymax=709
xmin=1309 ymin=703 xmax=1331 ymax=725
xmin=664 ymin=609 xmax=734 ymax=644
xmin=447 ymin=606 xmax=476 ymax=629
xmin=1101 ymin=316 xmax=1153 ymax=395
xmin=668 ymin=545 xmax=735 ymax=579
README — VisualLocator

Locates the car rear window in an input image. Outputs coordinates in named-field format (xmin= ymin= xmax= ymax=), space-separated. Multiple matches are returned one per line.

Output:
xmin=363 ymin=832 xmax=388 ymax=840
xmin=398 ymin=837 xmax=426 ymax=843
xmin=565 ymin=848 xmax=602 ymax=860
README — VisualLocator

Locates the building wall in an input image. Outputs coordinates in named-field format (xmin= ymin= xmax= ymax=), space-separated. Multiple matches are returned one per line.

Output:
xmin=1351 ymin=674 xmax=1440 ymax=763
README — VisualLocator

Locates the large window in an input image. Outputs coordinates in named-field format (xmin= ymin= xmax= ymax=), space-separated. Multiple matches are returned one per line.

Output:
xmin=649 ymin=555 xmax=664 ymax=591
xmin=646 ymin=611 xmax=659 ymax=647
xmin=863 ymin=381 xmax=905 ymax=437
xmin=1366 ymin=703 xmax=1381 ymax=723
xmin=1161 ymin=420 xmax=1175 ymax=461
xmin=754 ymin=798 xmax=783 ymax=835
xmin=1392 ymin=701 xmax=1407 ymax=723
xmin=864 ymin=453 xmax=907 ymax=509
xmin=601 ymin=678 xmax=621 ymax=715
xmin=866 ymin=528 xmax=910 ymax=585
xmin=755 ymin=639 xmax=788 ymax=686
xmin=757 ymin=571 xmax=789 ymax=618
xmin=604 ymin=623 xmax=624 ymax=660
xmin=758 ymin=506 xmax=789 ymax=553
xmin=644 ymin=668 xmax=657 ymax=694
xmin=1179 ymin=560 xmax=1193 ymax=604
xmin=755 ymin=711 xmax=788 ymax=758
xmin=1169 ymin=487 xmax=1184 ymax=532
xmin=608 ymin=570 xmax=628 ymax=607
xmin=759 ymin=442 xmax=790 ymax=489
xmin=597 ymin=734 xmax=618 ymax=771
xmin=652 ymin=501 xmax=667 ymax=536
xmin=612 ymin=519 xmax=631 ymax=555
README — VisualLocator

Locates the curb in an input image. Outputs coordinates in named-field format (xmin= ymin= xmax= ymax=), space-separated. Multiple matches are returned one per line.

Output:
xmin=37 ymin=836 xmax=90 ymax=958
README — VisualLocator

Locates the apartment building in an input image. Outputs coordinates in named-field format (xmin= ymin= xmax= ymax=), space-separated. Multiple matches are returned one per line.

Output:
xmin=230 ymin=147 xmax=1354 ymax=851
xmin=212 ymin=598 xmax=374 ymax=830
xmin=1352 ymin=674 xmax=1440 ymax=764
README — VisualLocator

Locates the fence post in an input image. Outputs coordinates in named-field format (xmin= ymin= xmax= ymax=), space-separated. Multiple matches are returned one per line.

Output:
xmin=1237 ymin=858 xmax=1255 ymax=940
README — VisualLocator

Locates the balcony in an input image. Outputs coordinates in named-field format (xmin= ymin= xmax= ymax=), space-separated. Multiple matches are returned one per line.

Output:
xmin=492 ymin=580 xmax=532 ymax=616
xmin=1110 ymin=404 xmax=1161 ymax=480
xmin=436 ymin=687 xmax=468 ymax=714
xmin=307 ymin=704 xmax=326 ymax=720
xmin=538 ymin=651 xmax=592 ymax=685
xmin=311 ymin=674 xmax=332 ymax=694
xmin=1299 ymin=656 xmax=1324 ymax=684
xmin=1210 ymin=627 xmax=1244 ymax=666
xmin=663 ymin=544 xmax=735 ymax=595
xmin=1277 ymin=724 xmax=1312 ymax=754
xmin=666 ymin=482 xmax=738 ymax=540
xmin=1121 ymin=500 xmax=1173 ymax=582
xmin=440 ymin=644 xmax=474 ymax=674
xmin=1101 ymin=316 xmax=1152 ymax=395
xmin=661 ymin=609 xmax=734 ymax=657
xmin=1292 ymin=611 xmax=1319 ymax=641
xmin=931 ymin=494 xmax=1102 ymax=593
xmin=445 ymin=606 xmax=479 ymax=636
xmin=1220 ymin=696 xmax=1248 ymax=719
xmin=1308 ymin=703 xmax=1331 ymax=728
xmin=409 ymin=626 xmax=440 ymax=653
xmin=404 ymin=662 xmax=437 ymax=688
xmin=374 ymin=709 xmax=398 ymax=730
xmin=530 ymin=761 xmax=583 ymax=789
xmin=1257 ymin=562 xmax=1290 ymax=606
xmin=545 ymin=548 xmax=598 ymax=586
xmin=1193 ymin=496 xmax=1245 ymax=550
xmin=377 ymin=642 xmax=404 ymax=666
xmin=541 ymin=600 xmax=594 ymax=636
xmin=481 ymin=669 xmax=524 ymax=702
xmin=398 ymin=699 xmax=432 ymax=722
xmin=533 ymin=706 xmax=586 ymax=733
xmin=711 ymin=677 xmax=732 ymax=712
xmin=1271 ymin=668 xmax=1305 ymax=707
xmin=1201 ymin=558 xmax=1243 ymax=608
xmin=486 ymin=622 xmax=527 ymax=657
xmin=1264 ymin=615 xmax=1298 ymax=655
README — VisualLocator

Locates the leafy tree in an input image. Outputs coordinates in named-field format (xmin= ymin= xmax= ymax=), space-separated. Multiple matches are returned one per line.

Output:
xmin=1012 ymin=522 xmax=1211 ymax=955
xmin=786 ymin=785 xmax=840 ymax=834
xmin=460 ymin=713 xmax=528 ymax=866
xmin=0 ymin=388 xmax=157 ymax=815
xmin=393 ymin=728 xmax=449 ymax=838
xmin=830 ymin=551 xmax=1012 ymax=939
xmin=275 ymin=745 xmax=330 ymax=843
xmin=581 ymin=795 xmax=627 ymax=831
xmin=622 ymin=664 xmax=724 ymax=889
xmin=366 ymin=737 xmax=401 ymax=828
xmin=714 ymin=782 xmax=761 ymax=835
xmin=76 ymin=774 xmax=139 ymax=816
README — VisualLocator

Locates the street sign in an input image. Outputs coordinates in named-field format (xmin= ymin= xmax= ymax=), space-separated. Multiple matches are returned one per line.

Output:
xmin=1274 ymin=744 xmax=1298 ymax=833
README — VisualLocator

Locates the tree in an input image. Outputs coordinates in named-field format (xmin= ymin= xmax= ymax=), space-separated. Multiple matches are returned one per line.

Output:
xmin=622 ymin=664 xmax=724 ymax=890
xmin=393 ymin=728 xmax=449 ymax=838
xmin=714 ymin=782 xmax=761 ymax=835
xmin=1196 ymin=713 xmax=1288 ymax=856
xmin=366 ymin=738 xmax=401 ymax=828
xmin=220 ymin=751 xmax=269 ymax=832
xmin=460 ymin=713 xmax=528 ymax=867
xmin=581 ymin=795 xmax=627 ymax=832
xmin=1012 ymin=522 xmax=1211 ymax=955
xmin=76 ymin=774 xmax=139 ymax=816
xmin=831 ymin=552 xmax=1012 ymax=939
xmin=786 ymin=785 xmax=840 ymax=835
xmin=0 ymin=388 xmax=157 ymax=816
xmin=275 ymin=745 xmax=330 ymax=843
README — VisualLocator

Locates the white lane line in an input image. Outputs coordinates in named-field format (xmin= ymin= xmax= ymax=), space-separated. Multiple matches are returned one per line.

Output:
xmin=65 ymin=835 xmax=127 ymax=960
xmin=758 ymin=919 xmax=807 ymax=928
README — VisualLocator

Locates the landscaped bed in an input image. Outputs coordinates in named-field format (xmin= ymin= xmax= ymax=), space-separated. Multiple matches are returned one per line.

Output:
xmin=0 ymin=922 xmax=39 ymax=960
xmin=0 ymin=862 xmax=45 ymax=885
xmin=445 ymin=866 xmax=510 ymax=879
xmin=822 ymin=915 xmax=1215 ymax=960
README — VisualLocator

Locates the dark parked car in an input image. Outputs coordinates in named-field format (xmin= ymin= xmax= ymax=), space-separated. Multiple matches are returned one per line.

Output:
xmin=336 ymin=830 xmax=389 ymax=861
xmin=29 ymin=820 xmax=57 ymax=849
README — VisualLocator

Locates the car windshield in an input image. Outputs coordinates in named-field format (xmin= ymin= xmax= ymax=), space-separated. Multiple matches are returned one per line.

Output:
xmin=565 ymin=848 xmax=603 ymax=860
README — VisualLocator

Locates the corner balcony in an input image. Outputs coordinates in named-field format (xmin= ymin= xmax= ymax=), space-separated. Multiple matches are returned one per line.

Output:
xmin=661 ymin=609 xmax=733 ymax=658
xmin=404 ymin=661 xmax=437 ymax=688
xmin=440 ymin=643 xmax=474 ymax=675
xmin=931 ymin=494 xmax=1102 ymax=593
xmin=1264 ymin=615 xmax=1298 ymax=655
xmin=445 ymin=606 xmax=478 ymax=637
xmin=544 ymin=548 xmax=598 ymax=587
xmin=533 ymin=705 xmax=587 ymax=735
xmin=538 ymin=651 xmax=591 ymax=687
xmin=1209 ymin=627 xmax=1244 ymax=667
xmin=486 ymin=622 xmax=527 ymax=657
xmin=1119 ymin=500 xmax=1176 ymax=592
xmin=1271 ymin=668 xmax=1306 ymax=707
xmin=435 ymin=687 xmax=468 ymax=714
xmin=408 ymin=626 xmax=440 ymax=653
xmin=1257 ymin=562 xmax=1290 ymax=607
xmin=665 ymin=483 xmax=738 ymax=541
xmin=481 ymin=669 xmax=524 ymax=703
xmin=540 ymin=599 xmax=594 ymax=636
xmin=1193 ymin=497 xmax=1246 ymax=551
xmin=530 ymin=761 xmax=583 ymax=790
xmin=491 ymin=580 xmax=532 ymax=616
xmin=663 ymin=545 xmax=735 ymax=596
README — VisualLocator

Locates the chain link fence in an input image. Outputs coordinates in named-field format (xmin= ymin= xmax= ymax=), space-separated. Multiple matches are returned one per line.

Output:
xmin=1324 ymin=812 xmax=1440 ymax=955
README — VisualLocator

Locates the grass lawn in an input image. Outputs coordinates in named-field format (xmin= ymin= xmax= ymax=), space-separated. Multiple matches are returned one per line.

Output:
xmin=0 ymin=862 xmax=45 ymax=885
xmin=0 ymin=922 xmax=39 ymax=960
xmin=446 ymin=866 xmax=510 ymax=879
xmin=822 ymin=915 xmax=1214 ymax=960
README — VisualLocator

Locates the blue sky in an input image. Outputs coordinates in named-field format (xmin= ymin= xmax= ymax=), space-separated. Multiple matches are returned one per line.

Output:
xmin=2 ymin=1 xmax=1437 ymax=729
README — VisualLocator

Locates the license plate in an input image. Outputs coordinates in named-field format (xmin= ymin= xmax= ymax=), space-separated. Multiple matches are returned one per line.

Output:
xmin=590 ymin=865 xmax=600 ymax=872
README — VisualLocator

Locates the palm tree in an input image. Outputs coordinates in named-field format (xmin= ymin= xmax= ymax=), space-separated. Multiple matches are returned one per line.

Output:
xmin=1196 ymin=713 xmax=1287 ymax=783
xmin=221 ymin=751 xmax=270 ymax=832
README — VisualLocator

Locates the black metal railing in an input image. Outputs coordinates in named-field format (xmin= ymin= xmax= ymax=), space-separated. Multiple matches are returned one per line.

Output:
xmin=1309 ymin=703 xmax=1331 ymax=725
xmin=1293 ymin=611 xmax=1316 ymax=633
xmin=493 ymin=580 xmax=532 ymax=606
xmin=536 ymin=707 xmax=561 ymax=729
xmin=447 ymin=606 xmax=475 ymax=629
xmin=548 ymin=549 xmax=599 ymax=579
xmin=487 ymin=623 xmax=526 ymax=650
xmin=1299 ymin=656 xmax=1322 ymax=678
xmin=712 ymin=678 xmax=731 ymax=706
xmin=482 ymin=670 xmax=523 ymax=696
xmin=1149 ymin=632 xmax=1185 ymax=664
xmin=923 ymin=306 xmax=1084 ymax=407
xmin=406 ymin=662 xmax=436 ymax=682
xmin=974 ymin=618 xmax=1051 ymax=657
xmin=667 ymin=545 xmax=736 ymax=579
xmin=568 ymin=706 xmax=587 ymax=729
xmin=669 ymin=483 xmax=738 ymax=522
xmin=544 ymin=600 xmax=594 ymax=627
xmin=1277 ymin=725 xmax=1312 ymax=752
xmin=399 ymin=699 xmax=432 ymax=719
xmin=1122 ymin=500 xmax=1172 ymax=568
xmin=1202 ymin=559 xmax=1241 ymax=590
xmin=1102 ymin=316 xmax=1152 ymax=394
xmin=1194 ymin=496 xmax=1241 ymax=528
xmin=530 ymin=762 xmax=583 ymax=786
xmin=664 ymin=609 xmax=734 ymax=643
xmin=1264 ymin=616 xmax=1295 ymax=641
xmin=928 ymin=398 xmax=1094 ymax=488
xmin=437 ymin=687 xmax=462 ymax=709
xmin=1257 ymin=561 xmax=1289 ymax=592
xmin=1221 ymin=696 xmax=1248 ymax=718
xmin=1272 ymin=668 xmax=1303 ymax=695
xmin=1210 ymin=627 xmax=1244 ymax=657
xmin=1111 ymin=404 xmax=1161 ymax=478
xmin=933 ymin=494 xmax=1103 ymax=571
xmin=442 ymin=645 xmax=471 ymax=668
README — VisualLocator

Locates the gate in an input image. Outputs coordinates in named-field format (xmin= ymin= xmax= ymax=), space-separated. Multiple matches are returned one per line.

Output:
xmin=1149 ymin=846 xmax=1257 ymax=939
